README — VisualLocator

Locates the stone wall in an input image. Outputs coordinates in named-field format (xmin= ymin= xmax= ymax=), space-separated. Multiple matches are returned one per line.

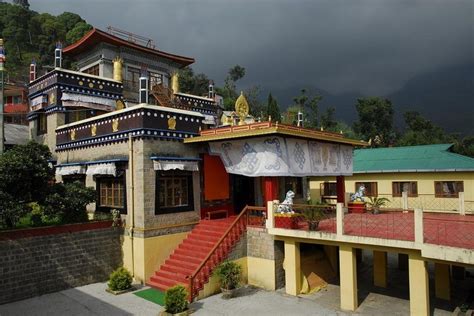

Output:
xmin=247 ymin=227 xmax=285 ymax=289
xmin=0 ymin=221 xmax=122 ymax=304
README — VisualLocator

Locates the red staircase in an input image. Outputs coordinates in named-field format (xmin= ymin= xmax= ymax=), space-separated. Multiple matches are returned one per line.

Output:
xmin=147 ymin=206 xmax=267 ymax=300
xmin=147 ymin=216 xmax=238 ymax=292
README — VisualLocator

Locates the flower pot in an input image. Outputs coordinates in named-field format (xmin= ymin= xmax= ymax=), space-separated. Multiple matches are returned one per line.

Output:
xmin=348 ymin=202 xmax=366 ymax=213
xmin=308 ymin=220 xmax=319 ymax=231
xmin=274 ymin=213 xmax=301 ymax=229
xmin=221 ymin=287 xmax=237 ymax=299
xmin=160 ymin=310 xmax=189 ymax=316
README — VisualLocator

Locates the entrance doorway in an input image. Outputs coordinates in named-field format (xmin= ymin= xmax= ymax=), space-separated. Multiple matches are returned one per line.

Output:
xmin=232 ymin=175 xmax=255 ymax=214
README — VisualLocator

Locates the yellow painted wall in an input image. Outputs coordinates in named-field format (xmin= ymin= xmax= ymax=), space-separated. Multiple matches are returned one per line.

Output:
xmin=310 ymin=172 xmax=474 ymax=211
xmin=197 ymin=257 xmax=248 ymax=300
xmin=143 ymin=232 xmax=190 ymax=281
xmin=121 ymin=231 xmax=189 ymax=283
xmin=247 ymin=257 xmax=276 ymax=290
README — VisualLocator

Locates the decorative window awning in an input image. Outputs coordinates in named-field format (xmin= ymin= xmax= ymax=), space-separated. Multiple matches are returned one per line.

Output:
xmin=86 ymin=163 xmax=117 ymax=176
xmin=153 ymin=160 xmax=199 ymax=172
xmin=151 ymin=156 xmax=200 ymax=172
xmin=61 ymin=92 xmax=116 ymax=111
xmin=55 ymin=165 xmax=86 ymax=176
xmin=209 ymin=136 xmax=353 ymax=177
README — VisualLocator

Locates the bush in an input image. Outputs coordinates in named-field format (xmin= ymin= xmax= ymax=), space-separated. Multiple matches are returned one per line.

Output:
xmin=165 ymin=285 xmax=188 ymax=314
xmin=213 ymin=261 xmax=242 ymax=290
xmin=108 ymin=267 xmax=132 ymax=291
xmin=44 ymin=182 xmax=96 ymax=224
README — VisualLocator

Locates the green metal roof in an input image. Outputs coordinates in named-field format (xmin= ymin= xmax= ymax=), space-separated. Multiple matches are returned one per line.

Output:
xmin=353 ymin=144 xmax=474 ymax=173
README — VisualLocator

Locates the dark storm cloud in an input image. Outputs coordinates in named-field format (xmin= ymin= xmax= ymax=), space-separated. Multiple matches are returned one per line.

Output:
xmin=31 ymin=0 xmax=472 ymax=97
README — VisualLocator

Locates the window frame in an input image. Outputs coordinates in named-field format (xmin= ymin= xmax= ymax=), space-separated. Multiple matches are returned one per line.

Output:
xmin=96 ymin=176 xmax=127 ymax=214
xmin=37 ymin=112 xmax=47 ymax=135
xmin=355 ymin=182 xmax=378 ymax=197
xmin=434 ymin=181 xmax=464 ymax=198
xmin=320 ymin=182 xmax=337 ymax=197
xmin=392 ymin=181 xmax=418 ymax=197
xmin=155 ymin=171 xmax=194 ymax=215
xmin=83 ymin=64 xmax=100 ymax=76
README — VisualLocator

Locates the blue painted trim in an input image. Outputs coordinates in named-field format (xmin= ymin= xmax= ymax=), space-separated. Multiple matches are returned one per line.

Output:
xmin=150 ymin=156 xmax=201 ymax=161
xmin=56 ymin=158 xmax=128 ymax=167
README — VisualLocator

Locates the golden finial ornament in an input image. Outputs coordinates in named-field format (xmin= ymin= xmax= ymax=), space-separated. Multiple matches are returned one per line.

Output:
xmin=70 ymin=129 xmax=76 ymax=141
xmin=168 ymin=117 xmax=176 ymax=130
xmin=91 ymin=124 xmax=97 ymax=136
xmin=112 ymin=119 xmax=119 ymax=132
xmin=171 ymin=71 xmax=179 ymax=94
xmin=113 ymin=57 xmax=123 ymax=82
xmin=235 ymin=91 xmax=249 ymax=126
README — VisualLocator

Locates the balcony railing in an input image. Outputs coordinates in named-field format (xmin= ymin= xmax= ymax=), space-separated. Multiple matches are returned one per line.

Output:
xmin=267 ymin=201 xmax=474 ymax=250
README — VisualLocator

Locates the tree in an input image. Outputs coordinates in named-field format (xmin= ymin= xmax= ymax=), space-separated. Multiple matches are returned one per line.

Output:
xmin=266 ymin=93 xmax=281 ymax=122
xmin=66 ymin=21 xmax=92 ymax=45
xmin=397 ymin=111 xmax=452 ymax=146
xmin=13 ymin=0 xmax=29 ymax=9
xmin=221 ymin=65 xmax=246 ymax=111
xmin=0 ymin=142 xmax=53 ymax=227
xmin=353 ymin=97 xmax=396 ymax=147
xmin=453 ymin=136 xmax=474 ymax=158
xmin=292 ymin=89 xmax=322 ymax=128
xmin=178 ymin=66 xmax=210 ymax=96
xmin=320 ymin=106 xmax=338 ymax=131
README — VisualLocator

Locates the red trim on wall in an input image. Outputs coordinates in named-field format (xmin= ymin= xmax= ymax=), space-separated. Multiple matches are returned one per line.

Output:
xmin=0 ymin=221 xmax=113 ymax=240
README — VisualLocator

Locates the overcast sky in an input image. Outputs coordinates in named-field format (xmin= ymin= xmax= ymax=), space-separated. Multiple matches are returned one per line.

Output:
xmin=30 ymin=0 xmax=472 ymax=100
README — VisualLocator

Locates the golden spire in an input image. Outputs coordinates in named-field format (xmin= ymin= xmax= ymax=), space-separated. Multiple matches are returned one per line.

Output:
xmin=171 ymin=71 xmax=180 ymax=94
xmin=112 ymin=57 xmax=123 ymax=82
xmin=235 ymin=91 xmax=249 ymax=125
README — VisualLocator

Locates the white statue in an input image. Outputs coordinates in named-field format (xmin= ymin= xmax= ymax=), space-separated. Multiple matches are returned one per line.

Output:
xmin=351 ymin=185 xmax=366 ymax=202
xmin=277 ymin=190 xmax=295 ymax=213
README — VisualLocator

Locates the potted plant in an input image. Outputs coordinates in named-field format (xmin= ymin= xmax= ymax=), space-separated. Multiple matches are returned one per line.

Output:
xmin=106 ymin=267 xmax=133 ymax=294
xmin=365 ymin=197 xmax=390 ymax=214
xmin=214 ymin=261 xmax=242 ymax=299
xmin=301 ymin=207 xmax=323 ymax=231
xmin=162 ymin=285 xmax=189 ymax=316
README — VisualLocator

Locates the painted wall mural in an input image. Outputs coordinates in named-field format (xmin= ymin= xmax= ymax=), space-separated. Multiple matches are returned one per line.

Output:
xmin=209 ymin=136 xmax=353 ymax=177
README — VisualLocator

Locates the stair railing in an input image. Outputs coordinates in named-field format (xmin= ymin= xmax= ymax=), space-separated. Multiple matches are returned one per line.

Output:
xmin=187 ymin=205 xmax=266 ymax=301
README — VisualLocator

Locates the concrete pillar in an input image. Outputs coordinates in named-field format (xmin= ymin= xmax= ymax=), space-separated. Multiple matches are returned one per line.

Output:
xmin=283 ymin=240 xmax=301 ymax=296
xmin=373 ymin=251 xmax=387 ymax=288
xmin=414 ymin=208 xmax=423 ymax=244
xmin=459 ymin=192 xmax=465 ymax=215
xmin=266 ymin=200 xmax=276 ymax=229
xmin=452 ymin=265 xmax=465 ymax=280
xmin=435 ymin=263 xmax=450 ymax=301
xmin=398 ymin=253 xmax=408 ymax=270
xmin=402 ymin=191 xmax=408 ymax=210
xmin=408 ymin=253 xmax=430 ymax=316
xmin=339 ymin=244 xmax=358 ymax=311
xmin=336 ymin=203 xmax=344 ymax=236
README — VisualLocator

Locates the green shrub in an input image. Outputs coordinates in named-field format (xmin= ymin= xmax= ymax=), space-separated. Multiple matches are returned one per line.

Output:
xmin=108 ymin=267 xmax=132 ymax=291
xmin=165 ymin=285 xmax=188 ymax=314
xmin=44 ymin=182 xmax=96 ymax=224
xmin=213 ymin=261 xmax=242 ymax=290
xmin=29 ymin=202 xmax=44 ymax=227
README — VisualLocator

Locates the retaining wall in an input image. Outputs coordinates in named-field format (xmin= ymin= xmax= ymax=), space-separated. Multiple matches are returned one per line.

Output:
xmin=0 ymin=221 xmax=122 ymax=304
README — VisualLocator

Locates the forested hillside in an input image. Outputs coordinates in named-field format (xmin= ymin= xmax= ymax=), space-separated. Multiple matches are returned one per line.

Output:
xmin=0 ymin=1 xmax=92 ymax=81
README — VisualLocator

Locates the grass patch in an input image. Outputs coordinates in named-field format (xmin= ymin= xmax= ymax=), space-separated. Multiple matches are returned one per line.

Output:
xmin=134 ymin=288 xmax=166 ymax=306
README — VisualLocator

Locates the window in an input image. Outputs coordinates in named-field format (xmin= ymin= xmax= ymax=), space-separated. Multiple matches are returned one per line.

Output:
xmin=321 ymin=182 xmax=337 ymax=197
xmin=83 ymin=64 xmax=99 ymax=76
xmin=392 ymin=182 xmax=418 ymax=197
xmin=284 ymin=177 xmax=303 ymax=199
xmin=98 ymin=177 xmax=126 ymax=212
xmin=435 ymin=181 xmax=464 ymax=198
xmin=355 ymin=182 xmax=378 ymax=197
xmin=156 ymin=171 xmax=194 ymax=214
xmin=37 ymin=112 xmax=47 ymax=135
xmin=62 ymin=175 xmax=86 ymax=186
xmin=149 ymin=72 xmax=163 ymax=90
xmin=126 ymin=67 xmax=140 ymax=91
